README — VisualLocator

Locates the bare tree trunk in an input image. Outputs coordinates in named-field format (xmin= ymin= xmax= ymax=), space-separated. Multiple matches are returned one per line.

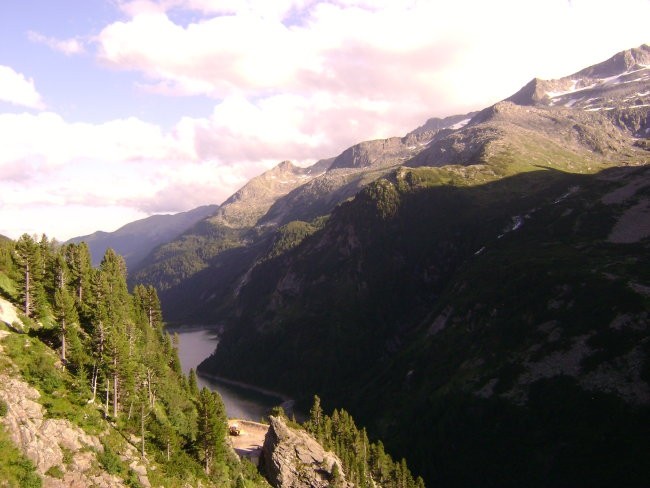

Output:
xmin=91 ymin=363 xmax=98 ymax=403
xmin=24 ymin=262 xmax=30 ymax=316
xmin=147 ymin=369 xmax=154 ymax=407
xmin=61 ymin=318 xmax=66 ymax=366
xmin=141 ymin=402 xmax=146 ymax=458
xmin=105 ymin=378 xmax=110 ymax=416
xmin=113 ymin=356 xmax=118 ymax=418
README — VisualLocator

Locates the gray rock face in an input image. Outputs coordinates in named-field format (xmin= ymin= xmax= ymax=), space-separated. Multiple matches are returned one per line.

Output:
xmin=0 ymin=328 xmax=150 ymax=488
xmin=329 ymin=136 xmax=422 ymax=170
xmin=262 ymin=416 xmax=350 ymax=488
xmin=209 ymin=160 xmax=332 ymax=229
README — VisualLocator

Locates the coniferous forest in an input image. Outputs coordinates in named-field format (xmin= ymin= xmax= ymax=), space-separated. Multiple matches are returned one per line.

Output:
xmin=0 ymin=234 xmax=422 ymax=487
xmin=303 ymin=395 xmax=426 ymax=488
xmin=0 ymin=233 xmax=267 ymax=487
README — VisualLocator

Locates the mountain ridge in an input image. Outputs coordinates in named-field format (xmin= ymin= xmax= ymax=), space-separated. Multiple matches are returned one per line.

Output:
xmin=67 ymin=204 xmax=218 ymax=269
xmin=193 ymin=45 xmax=649 ymax=486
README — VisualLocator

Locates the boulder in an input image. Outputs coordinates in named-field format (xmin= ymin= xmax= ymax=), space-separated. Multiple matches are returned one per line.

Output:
xmin=261 ymin=416 xmax=351 ymax=488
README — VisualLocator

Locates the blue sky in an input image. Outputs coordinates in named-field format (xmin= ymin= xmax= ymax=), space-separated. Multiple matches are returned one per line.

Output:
xmin=0 ymin=1 xmax=213 ymax=125
xmin=0 ymin=0 xmax=648 ymax=240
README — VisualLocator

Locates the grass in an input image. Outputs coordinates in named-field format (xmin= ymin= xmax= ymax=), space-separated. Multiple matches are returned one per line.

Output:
xmin=44 ymin=465 xmax=64 ymax=479
xmin=0 ymin=271 xmax=17 ymax=300
xmin=0 ymin=424 xmax=42 ymax=488
xmin=1 ymin=332 xmax=104 ymax=435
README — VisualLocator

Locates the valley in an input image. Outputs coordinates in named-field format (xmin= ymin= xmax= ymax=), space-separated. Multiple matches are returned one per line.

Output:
xmin=0 ymin=43 xmax=648 ymax=488
xmin=173 ymin=328 xmax=289 ymax=421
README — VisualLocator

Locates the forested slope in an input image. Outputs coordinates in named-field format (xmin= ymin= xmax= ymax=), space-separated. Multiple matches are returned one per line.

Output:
xmin=0 ymin=235 xmax=267 ymax=487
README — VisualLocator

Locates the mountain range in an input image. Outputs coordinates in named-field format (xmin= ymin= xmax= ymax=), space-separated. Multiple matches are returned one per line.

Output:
xmin=71 ymin=45 xmax=650 ymax=487
xmin=67 ymin=204 xmax=218 ymax=268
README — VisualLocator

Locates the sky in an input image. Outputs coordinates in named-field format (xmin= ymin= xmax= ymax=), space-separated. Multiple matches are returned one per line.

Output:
xmin=0 ymin=0 xmax=648 ymax=241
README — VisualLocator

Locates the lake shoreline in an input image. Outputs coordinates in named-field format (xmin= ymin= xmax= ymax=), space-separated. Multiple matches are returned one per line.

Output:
xmin=173 ymin=327 xmax=300 ymax=420
xmin=165 ymin=323 xmax=222 ymax=334
xmin=197 ymin=370 xmax=293 ymax=405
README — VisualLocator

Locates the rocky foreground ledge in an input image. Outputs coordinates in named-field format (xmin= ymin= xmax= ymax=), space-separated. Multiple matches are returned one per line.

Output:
xmin=261 ymin=416 xmax=352 ymax=488
xmin=0 ymin=328 xmax=151 ymax=488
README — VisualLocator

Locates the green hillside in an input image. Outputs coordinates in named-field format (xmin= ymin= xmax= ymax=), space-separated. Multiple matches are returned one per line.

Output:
xmin=0 ymin=237 xmax=268 ymax=487
xmin=200 ymin=149 xmax=649 ymax=486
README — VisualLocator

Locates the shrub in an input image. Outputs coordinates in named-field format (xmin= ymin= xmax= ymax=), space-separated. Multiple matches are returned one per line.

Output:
xmin=98 ymin=446 xmax=123 ymax=476
xmin=45 ymin=464 xmax=64 ymax=479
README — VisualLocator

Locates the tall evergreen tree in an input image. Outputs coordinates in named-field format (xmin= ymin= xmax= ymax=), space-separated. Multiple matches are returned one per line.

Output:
xmin=188 ymin=368 xmax=200 ymax=398
xmin=99 ymin=249 xmax=132 ymax=418
xmin=53 ymin=285 xmax=77 ymax=365
xmin=196 ymin=387 xmax=227 ymax=475
xmin=133 ymin=285 xmax=163 ymax=331
xmin=14 ymin=236 xmax=33 ymax=317
xmin=64 ymin=242 xmax=92 ymax=317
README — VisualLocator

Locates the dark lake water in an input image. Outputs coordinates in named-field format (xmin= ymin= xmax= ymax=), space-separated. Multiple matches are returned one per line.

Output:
xmin=172 ymin=328 xmax=286 ymax=421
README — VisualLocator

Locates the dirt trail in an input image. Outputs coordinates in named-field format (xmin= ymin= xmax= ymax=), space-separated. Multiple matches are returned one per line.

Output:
xmin=228 ymin=419 xmax=269 ymax=464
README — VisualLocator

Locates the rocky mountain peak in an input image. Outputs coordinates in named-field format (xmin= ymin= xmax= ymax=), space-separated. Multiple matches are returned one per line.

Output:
xmin=275 ymin=160 xmax=298 ymax=173
xmin=208 ymin=159 xmax=327 ymax=228
xmin=574 ymin=44 xmax=650 ymax=79
xmin=500 ymin=44 xmax=649 ymax=138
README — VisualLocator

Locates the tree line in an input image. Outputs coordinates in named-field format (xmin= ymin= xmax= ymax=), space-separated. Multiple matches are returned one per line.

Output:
xmin=305 ymin=396 xmax=425 ymax=488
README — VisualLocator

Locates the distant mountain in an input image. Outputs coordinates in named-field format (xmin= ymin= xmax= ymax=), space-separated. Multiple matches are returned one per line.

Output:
xmin=132 ymin=112 xmax=475 ymax=323
xmin=67 ymin=204 xmax=218 ymax=269
xmin=192 ymin=45 xmax=650 ymax=487
xmin=128 ymin=160 xmax=335 ymax=310
xmin=507 ymin=44 xmax=650 ymax=116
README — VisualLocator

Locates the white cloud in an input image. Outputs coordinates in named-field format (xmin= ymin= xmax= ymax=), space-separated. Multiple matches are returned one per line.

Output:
xmin=0 ymin=65 xmax=45 ymax=109
xmin=0 ymin=203 xmax=148 ymax=242
xmin=99 ymin=0 xmax=650 ymax=101
xmin=3 ymin=0 xmax=650 ymax=241
xmin=0 ymin=109 xmax=285 ymax=240
xmin=0 ymin=111 xmax=196 ymax=170
xmin=27 ymin=31 xmax=85 ymax=55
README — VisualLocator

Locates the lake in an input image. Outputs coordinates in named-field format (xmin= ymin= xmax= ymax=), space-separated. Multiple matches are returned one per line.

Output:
xmin=171 ymin=328 xmax=287 ymax=421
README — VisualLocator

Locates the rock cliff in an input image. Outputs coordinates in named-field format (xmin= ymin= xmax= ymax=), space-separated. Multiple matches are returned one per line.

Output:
xmin=0 ymin=326 xmax=151 ymax=488
xmin=261 ymin=416 xmax=351 ymax=488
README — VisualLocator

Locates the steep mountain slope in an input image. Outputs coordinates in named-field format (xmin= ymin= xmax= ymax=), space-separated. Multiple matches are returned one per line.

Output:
xmin=505 ymin=44 xmax=650 ymax=146
xmin=197 ymin=46 xmax=650 ymax=486
xmin=129 ymin=160 xmax=333 ymax=321
xmin=208 ymin=159 xmax=333 ymax=229
xmin=68 ymin=204 xmax=218 ymax=269
xmin=133 ymin=118 xmax=472 ymax=323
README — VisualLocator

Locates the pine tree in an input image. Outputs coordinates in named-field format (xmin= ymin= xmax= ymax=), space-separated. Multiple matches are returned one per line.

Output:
xmin=64 ymin=242 xmax=92 ymax=317
xmin=99 ymin=249 xmax=132 ymax=418
xmin=188 ymin=368 xmax=200 ymax=397
xmin=330 ymin=462 xmax=342 ymax=488
xmin=196 ymin=387 xmax=227 ymax=475
xmin=51 ymin=250 xmax=77 ymax=366
xmin=53 ymin=285 xmax=77 ymax=366
xmin=13 ymin=234 xmax=42 ymax=317
xmin=135 ymin=285 xmax=163 ymax=330
xmin=88 ymin=269 xmax=108 ymax=403
xmin=308 ymin=394 xmax=324 ymax=437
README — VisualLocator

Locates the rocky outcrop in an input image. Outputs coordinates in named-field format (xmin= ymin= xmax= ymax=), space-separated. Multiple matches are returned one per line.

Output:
xmin=0 ymin=328 xmax=149 ymax=488
xmin=261 ymin=416 xmax=351 ymax=488
xmin=0 ymin=297 xmax=22 ymax=331
xmin=209 ymin=159 xmax=332 ymax=229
